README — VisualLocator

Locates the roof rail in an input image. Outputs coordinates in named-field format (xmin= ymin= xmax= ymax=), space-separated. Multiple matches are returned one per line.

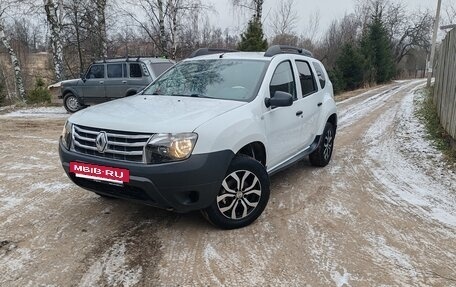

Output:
xmin=264 ymin=45 xmax=313 ymax=58
xmin=93 ymin=56 xmax=167 ymax=64
xmin=190 ymin=48 xmax=238 ymax=58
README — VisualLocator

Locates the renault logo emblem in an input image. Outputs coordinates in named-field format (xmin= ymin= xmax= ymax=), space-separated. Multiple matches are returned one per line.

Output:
xmin=95 ymin=132 xmax=108 ymax=153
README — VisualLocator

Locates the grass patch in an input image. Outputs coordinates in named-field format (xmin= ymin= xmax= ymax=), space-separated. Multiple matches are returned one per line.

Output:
xmin=416 ymin=87 xmax=456 ymax=162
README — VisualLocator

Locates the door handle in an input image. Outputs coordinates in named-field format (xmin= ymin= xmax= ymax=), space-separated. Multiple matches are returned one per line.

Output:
xmin=296 ymin=111 xmax=303 ymax=116
xmin=317 ymin=102 xmax=322 ymax=107
xmin=99 ymin=81 xmax=104 ymax=84
xmin=122 ymin=80 xmax=127 ymax=84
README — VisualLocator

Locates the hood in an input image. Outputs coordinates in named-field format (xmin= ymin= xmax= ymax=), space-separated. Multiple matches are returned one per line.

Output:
xmin=69 ymin=95 xmax=246 ymax=133
xmin=61 ymin=79 xmax=82 ymax=87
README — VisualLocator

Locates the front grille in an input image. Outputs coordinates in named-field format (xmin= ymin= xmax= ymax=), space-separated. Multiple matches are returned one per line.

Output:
xmin=72 ymin=125 xmax=152 ymax=163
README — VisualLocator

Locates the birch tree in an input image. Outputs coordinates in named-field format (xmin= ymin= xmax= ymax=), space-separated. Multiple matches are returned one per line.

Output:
xmin=95 ymin=0 xmax=108 ymax=58
xmin=0 ymin=2 xmax=26 ymax=102
xmin=231 ymin=0 xmax=264 ymax=23
xmin=124 ymin=0 xmax=206 ymax=58
xmin=44 ymin=0 xmax=65 ymax=82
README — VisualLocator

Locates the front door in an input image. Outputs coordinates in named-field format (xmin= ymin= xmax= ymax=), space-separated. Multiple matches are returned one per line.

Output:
xmin=105 ymin=63 xmax=128 ymax=99
xmin=82 ymin=64 xmax=106 ymax=104
xmin=263 ymin=60 xmax=303 ymax=168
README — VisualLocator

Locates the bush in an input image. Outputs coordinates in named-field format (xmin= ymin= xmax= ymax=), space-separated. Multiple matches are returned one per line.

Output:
xmin=27 ymin=78 xmax=51 ymax=104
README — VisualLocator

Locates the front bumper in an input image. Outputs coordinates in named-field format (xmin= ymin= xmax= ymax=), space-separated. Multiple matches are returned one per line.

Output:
xmin=59 ymin=141 xmax=234 ymax=213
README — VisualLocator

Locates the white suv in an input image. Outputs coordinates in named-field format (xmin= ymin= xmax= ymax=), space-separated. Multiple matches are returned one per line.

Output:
xmin=59 ymin=46 xmax=337 ymax=229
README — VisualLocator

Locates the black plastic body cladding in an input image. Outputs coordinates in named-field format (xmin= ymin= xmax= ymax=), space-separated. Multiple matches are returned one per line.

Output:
xmin=59 ymin=141 xmax=234 ymax=213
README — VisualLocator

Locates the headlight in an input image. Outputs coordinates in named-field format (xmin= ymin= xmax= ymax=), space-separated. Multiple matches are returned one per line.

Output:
xmin=144 ymin=133 xmax=198 ymax=164
xmin=61 ymin=121 xmax=72 ymax=150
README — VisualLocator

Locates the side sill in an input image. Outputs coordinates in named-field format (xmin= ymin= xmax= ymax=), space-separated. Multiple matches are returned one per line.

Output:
xmin=267 ymin=135 xmax=321 ymax=176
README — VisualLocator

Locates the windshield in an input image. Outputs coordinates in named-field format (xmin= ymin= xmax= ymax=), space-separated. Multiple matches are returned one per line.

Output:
xmin=143 ymin=59 xmax=268 ymax=102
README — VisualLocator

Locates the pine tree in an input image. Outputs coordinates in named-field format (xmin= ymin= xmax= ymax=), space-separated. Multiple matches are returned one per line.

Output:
xmin=238 ymin=19 xmax=268 ymax=51
xmin=335 ymin=43 xmax=365 ymax=91
xmin=360 ymin=13 xmax=395 ymax=84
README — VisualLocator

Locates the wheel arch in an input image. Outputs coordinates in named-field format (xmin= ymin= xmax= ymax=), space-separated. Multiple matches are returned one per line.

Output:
xmin=235 ymin=141 xmax=267 ymax=166
xmin=327 ymin=113 xmax=338 ymax=131
xmin=62 ymin=87 xmax=80 ymax=98
xmin=125 ymin=88 xmax=138 ymax=97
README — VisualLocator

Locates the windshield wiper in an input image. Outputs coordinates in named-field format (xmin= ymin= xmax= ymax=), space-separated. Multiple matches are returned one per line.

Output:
xmin=171 ymin=93 xmax=211 ymax=99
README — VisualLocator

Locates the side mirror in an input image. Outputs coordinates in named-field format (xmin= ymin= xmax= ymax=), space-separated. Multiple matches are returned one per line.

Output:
xmin=80 ymin=73 xmax=86 ymax=82
xmin=265 ymin=91 xmax=293 ymax=108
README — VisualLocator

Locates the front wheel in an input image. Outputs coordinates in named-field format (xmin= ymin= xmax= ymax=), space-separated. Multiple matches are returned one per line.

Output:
xmin=63 ymin=93 xmax=82 ymax=113
xmin=309 ymin=122 xmax=335 ymax=167
xmin=202 ymin=156 xmax=270 ymax=229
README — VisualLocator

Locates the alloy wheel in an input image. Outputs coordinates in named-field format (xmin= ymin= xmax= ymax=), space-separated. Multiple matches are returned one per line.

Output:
xmin=217 ymin=170 xmax=262 ymax=220
xmin=323 ymin=129 xmax=333 ymax=161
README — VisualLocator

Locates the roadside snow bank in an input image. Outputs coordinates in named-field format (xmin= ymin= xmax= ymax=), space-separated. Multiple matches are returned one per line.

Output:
xmin=0 ymin=107 xmax=68 ymax=119
xmin=364 ymin=85 xmax=456 ymax=228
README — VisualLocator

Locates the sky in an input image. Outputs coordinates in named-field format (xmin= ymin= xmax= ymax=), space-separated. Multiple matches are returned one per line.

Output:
xmin=208 ymin=0 xmax=442 ymax=38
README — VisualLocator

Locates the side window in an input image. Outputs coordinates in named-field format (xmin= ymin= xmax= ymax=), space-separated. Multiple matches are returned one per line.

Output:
xmin=296 ymin=61 xmax=317 ymax=96
xmin=269 ymin=61 xmax=297 ymax=100
xmin=86 ymin=64 xmax=105 ymax=79
xmin=312 ymin=62 xmax=326 ymax=89
xmin=130 ymin=63 xmax=142 ymax=78
xmin=107 ymin=63 xmax=123 ymax=78
xmin=141 ymin=63 xmax=150 ymax=76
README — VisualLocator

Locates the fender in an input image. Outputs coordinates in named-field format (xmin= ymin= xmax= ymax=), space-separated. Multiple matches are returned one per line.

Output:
xmin=315 ymin=93 xmax=338 ymax=135
xmin=124 ymin=88 xmax=138 ymax=97
xmin=62 ymin=87 xmax=83 ymax=102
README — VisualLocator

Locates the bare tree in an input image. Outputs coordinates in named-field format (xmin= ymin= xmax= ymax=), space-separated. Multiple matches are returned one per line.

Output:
xmin=123 ymin=0 xmax=207 ymax=58
xmin=319 ymin=14 xmax=361 ymax=68
xmin=301 ymin=10 xmax=320 ymax=43
xmin=442 ymin=2 xmax=456 ymax=25
xmin=0 ymin=1 xmax=26 ymax=102
xmin=269 ymin=0 xmax=298 ymax=36
xmin=391 ymin=10 xmax=433 ymax=63
xmin=231 ymin=0 xmax=264 ymax=23
xmin=44 ymin=0 xmax=65 ymax=81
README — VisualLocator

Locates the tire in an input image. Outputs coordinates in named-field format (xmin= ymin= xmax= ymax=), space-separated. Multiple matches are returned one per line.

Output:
xmin=63 ymin=93 xmax=82 ymax=113
xmin=202 ymin=155 xmax=270 ymax=229
xmin=309 ymin=122 xmax=335 ymax=167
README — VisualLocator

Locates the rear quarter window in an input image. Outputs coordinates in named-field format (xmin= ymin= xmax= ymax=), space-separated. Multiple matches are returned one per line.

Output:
xmin=312 ymin=62 xmax=327 ymax=89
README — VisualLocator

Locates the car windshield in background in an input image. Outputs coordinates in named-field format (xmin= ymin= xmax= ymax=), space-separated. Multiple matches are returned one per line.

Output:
xmin=143 ymin=59 xmax=269 ymax=102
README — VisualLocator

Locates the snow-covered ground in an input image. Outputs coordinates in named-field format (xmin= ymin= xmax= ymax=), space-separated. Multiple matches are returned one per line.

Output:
xmin=0 ymin=106 xmax=68 ymax=119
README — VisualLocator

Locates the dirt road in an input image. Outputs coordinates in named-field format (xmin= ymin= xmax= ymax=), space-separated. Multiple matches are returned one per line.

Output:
xmin=1 ymin=80 xmax=455 ymax=286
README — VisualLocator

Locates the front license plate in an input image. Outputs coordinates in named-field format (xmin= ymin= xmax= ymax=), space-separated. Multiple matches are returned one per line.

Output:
xmin=70 ymin=162 xmax=130 ymax=184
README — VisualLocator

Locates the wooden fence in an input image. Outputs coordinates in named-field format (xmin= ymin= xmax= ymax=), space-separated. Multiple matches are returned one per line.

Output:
xmin=434 ymin=28 xmax=456 ymax=140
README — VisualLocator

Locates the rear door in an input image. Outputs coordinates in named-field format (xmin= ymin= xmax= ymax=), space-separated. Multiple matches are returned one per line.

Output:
xmin=105 ymin=63 xmax=128 ymax=99
xmin=127 ymin=62 xmax=149 ymax=94
xmin=82 ymin=64 xmax=106 ymax=104
xmin=294 ymin=60 xmax=322 ymax=145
